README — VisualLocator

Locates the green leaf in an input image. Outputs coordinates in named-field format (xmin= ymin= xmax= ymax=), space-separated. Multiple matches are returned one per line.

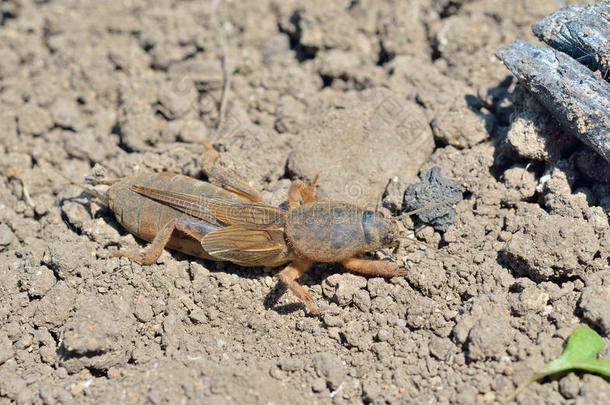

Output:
xmin=537 ymin=326 xmax=605 ymax=376
xmin=504 ymin=326 xmax=610 ymax=403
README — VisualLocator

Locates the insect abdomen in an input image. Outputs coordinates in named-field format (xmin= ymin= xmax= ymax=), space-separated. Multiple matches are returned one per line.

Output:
xmin=106 ymin=172 xmax=242 ymax=259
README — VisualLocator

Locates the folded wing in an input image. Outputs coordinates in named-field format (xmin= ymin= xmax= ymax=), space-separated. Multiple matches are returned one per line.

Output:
xmin=201 ymin=226 xmax=290 ymax=266
xmin=130 ymin=184 xmax=286 ymax=230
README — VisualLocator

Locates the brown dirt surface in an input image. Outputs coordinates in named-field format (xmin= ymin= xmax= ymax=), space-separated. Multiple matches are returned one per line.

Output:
xmin=0 ymin=1 xmax=608 ymax=404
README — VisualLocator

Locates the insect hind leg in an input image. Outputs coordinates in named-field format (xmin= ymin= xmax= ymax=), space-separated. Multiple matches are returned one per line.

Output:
xmin=288 ymin=172 xmax=320 ymax=210
xmin=201 ymin=142 xmax=266 ymax=203
xmin=114 ymin=218 xmax=212 ymax=265
xmin=83 ymin=176 xmax=121 ymax=186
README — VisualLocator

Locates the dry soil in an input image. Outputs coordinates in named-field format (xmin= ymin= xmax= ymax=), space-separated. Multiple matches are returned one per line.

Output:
xmin=0 ymin=1 xmax=609 ymax=404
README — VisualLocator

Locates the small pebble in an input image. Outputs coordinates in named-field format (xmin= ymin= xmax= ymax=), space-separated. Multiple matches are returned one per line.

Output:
xmin=311 ymin=378 xmax=327 ymax=393
xmin=189 ymin=308 xmax=207 ymax=325
xmin=0 ymin=224 xmax=16 ymax=247
xmin=278 ymin=357 xmax=303 ymax=372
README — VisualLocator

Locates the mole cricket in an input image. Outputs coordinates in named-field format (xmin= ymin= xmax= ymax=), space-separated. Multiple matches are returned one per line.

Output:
xmin=66 ymin=144 xmax=454 ymax=313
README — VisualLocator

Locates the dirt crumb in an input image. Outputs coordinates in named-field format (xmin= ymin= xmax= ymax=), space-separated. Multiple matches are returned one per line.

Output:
xmin=313 ymin=352 xmax=346 ymax=390
xmin=506 ymin=87 xmax=576 ymax=161
xmin=502 ymin=214 xmax=601 ymax=281
xmin=288 ymin=87 xmax=434 ymax=207
xmin=579 ymin=270 xmax=610 ymax=336
xmin=33 ymin=281 xmax=77 ymax=330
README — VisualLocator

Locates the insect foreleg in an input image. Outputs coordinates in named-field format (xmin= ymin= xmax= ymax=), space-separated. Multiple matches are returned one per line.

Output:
xmin=341 ymin=257 xmax=406 ymax=278
xmin=277 ymin=258 xmax=328 ymax=313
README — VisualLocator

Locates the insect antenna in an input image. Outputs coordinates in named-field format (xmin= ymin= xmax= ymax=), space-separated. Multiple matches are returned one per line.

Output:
xmin=392 ymin=196 xmax=469 ymax=265
xmin=374 ymin=188 xmax=385 ymax=213
xmin=3 ymin=167 xmax=34 ymax=208
xmin=393 ymin=196 xmax=461 ymax=222
xmin=43 ymin=164 xmax=112 ymax=207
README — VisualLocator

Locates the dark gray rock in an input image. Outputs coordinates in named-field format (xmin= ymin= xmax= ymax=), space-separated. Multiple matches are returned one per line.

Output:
xmin=402 ymin=167 xmax=462 ymax=232
xmin=532 ymin=3 xmax=610 ymax=74
xmin=496 ymin=41 xmax=610 ymax=162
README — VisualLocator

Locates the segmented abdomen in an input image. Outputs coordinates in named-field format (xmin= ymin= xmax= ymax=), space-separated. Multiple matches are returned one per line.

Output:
xmin=106 ymin=172 xmax=243 ymax=260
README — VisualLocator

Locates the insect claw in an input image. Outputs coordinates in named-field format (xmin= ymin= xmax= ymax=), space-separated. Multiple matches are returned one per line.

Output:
xmin=112 ymin=249 xmax=133 ymax=260
xmin=112 ymin=249 xmax=158 ymax=265
xmin=393 ymin=267 xmax=407 ymax=277
xmin=307 ymin=304 xmax=330 ymax=314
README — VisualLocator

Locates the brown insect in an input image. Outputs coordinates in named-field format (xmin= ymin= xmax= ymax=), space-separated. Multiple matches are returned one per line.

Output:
xmin=68 ymin=145 xmax=415 ymax=313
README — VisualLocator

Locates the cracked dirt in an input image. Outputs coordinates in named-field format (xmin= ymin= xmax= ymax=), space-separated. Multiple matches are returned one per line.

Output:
xmin=0 ymin=0 xmax=609 ymax=404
